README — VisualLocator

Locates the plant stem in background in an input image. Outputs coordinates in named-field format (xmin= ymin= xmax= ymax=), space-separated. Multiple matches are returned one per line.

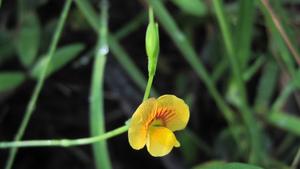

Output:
xmin=236 ymin=0 xmax=255 ymax=70
xmin=74 ymin=0 xmax=158 ymax=96
xmin=292 ymin=147 xmax=300 ymax=169
xmin=212 ymin=0 xmax=264 ymax=164
xmin=260 ymin=0 xmax=300 ymax=65
xmin=0 ymin=125 xmax=129 ymax=148
xmin=4 ymin=1 xmax=72 ymax=169
xmin=89 ymin=0 xmax=112 ymax=169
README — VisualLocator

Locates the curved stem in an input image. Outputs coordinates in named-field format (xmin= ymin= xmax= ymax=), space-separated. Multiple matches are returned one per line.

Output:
xmin=0 ymin=125 xmax=128 ymax=149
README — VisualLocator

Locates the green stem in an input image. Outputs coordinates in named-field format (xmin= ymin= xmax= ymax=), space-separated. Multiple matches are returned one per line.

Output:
xmin=236 ymin=0 xmax=255 ymax=69
xmin=89 ymin=0 xmax=112 ymax=169
xmin=4 ymin=1 xmax=72 ymax=169
xmin=243 ymin=56 xmax=265 ymax=81
xmin=271 ymin=69 xmax=300 ymax=111
xmin=292 ymin=147 xmax=300 ymax=169
xmin=0 ymin=125 xmax=128 ymax=149
xmin=74 ymin=0 xmax=158 ymax=96
xmin=143 ymin=74 xmax=154 ymax=101
xmin=212 ymin=0 xmax=263 ymax=163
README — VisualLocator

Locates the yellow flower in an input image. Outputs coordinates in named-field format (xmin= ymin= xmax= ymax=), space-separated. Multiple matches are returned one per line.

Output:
xmin=128 ymin=95 xmax=190 ymax=157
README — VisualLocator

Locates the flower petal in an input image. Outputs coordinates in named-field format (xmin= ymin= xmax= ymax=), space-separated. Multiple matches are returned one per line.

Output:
xmin=156 ymin=95 xmax=189 ymax=131
xmin=146 ymin=126 xmax=180 ymax=157
xmin=128 ymin=98 xmax=157 ymax=150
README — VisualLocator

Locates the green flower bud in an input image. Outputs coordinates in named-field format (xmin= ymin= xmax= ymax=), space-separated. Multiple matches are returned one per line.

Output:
xmin=145 ymin=8 xmax=160 ymax=76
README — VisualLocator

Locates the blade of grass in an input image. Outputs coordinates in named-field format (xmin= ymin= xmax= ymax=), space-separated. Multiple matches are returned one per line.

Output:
xmin=4 ymin=1 xmax=72 ymax=169
xmin=243 ymin=56 xmax=265 ymax=81
xmin=258 ymin=1 xmax=297 ymax=76
xmin=292 ymin=147 xmax=300 ymax=169
xmin=74 ymin=0 xmax=157 ymax=97
xmin=254 ymin=60 xmax=278 ymax=113
xmin=147 ymin=0 xmax=241 ymax=149
xmin=235 ymin=0 xmax=255 ymax=70
xmin=212 ymin=0 xmax=264 ymax=164
xmin=89 ymin=0 xmax=112 ymax=169
xmin=266 ymin=112 xmax=300 ymax=136
xmin=259 ymin=0 xmax=300 ymax=65
xmin=271 ymin=69 xmax=300 ymax=111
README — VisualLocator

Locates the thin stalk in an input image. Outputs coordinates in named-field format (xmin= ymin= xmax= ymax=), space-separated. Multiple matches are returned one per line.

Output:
xmin=258 ymin=0 xmax=296 ymax=77
xmin=4 ymin=1 xmax=72 ymax=169
xmin=212 ymin=0 xmax=264 ymax=164
xmin=243 ymin=56 xmax=265 ymax=81
xmin=108 ymin=36 xmax=158 ymax=96
xmin=292 ymin=147 xmax=300 ymax=169
xmin=89 ymin=0 xmax=112 ymax=169
xmin=236 ymin=0 xmax=255 ymax=70
xmin=271 ymin=68 xmax=300 ymax=112
xmin=271 ymin=74 xmax=298 ymax=111
xmin=0 ymin=125 xmax=128 ymax=149
xmin=254 ymin=60 xmax=278 ymax=113
xmin=147 ymin=0 xmax=241 ymax=148
xmin=143 ymin=74 xmax=154 ymax=101
xmin=74 ymin=0 xmax=158 ymax=96
xmin=260 ymin=0 xmax=300 ymax=65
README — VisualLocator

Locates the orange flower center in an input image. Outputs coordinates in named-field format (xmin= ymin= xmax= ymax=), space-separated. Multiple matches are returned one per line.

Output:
xmin=150 ymin=107 xmax=175 ymax=127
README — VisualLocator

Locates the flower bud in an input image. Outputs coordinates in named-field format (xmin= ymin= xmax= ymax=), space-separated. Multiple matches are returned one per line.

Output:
xmin=145 ymin=8 xmax=160 ymax=76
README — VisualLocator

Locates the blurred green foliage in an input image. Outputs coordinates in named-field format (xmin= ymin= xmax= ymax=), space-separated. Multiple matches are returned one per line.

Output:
xmin=30 ymin=43 xmax=84 ymax=78
xmin=0 ymin=72 xmax=25 ymax=92
xmin=0 ymin=0 xmax=300 ymax=169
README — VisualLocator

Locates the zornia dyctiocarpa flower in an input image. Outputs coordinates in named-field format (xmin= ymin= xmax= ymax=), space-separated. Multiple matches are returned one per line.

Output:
xmin=128 ymin=95 xmax=190 ymax=157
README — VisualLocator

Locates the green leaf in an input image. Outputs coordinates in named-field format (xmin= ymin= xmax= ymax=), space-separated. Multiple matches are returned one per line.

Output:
xmin=16 ymin=12 xmax=41 ymax=67
xmin=171 ymin=0 xmax=207 ymax=17
xmin=193 ymin=162 xmax=263 ymax=169
xmin=31 ymin=43 xmax=84 ymax=79
xmin=222 ymin=163 xmax=264 ymax=169
xmin=0 ymin=31 xmax=15 ymax=64
xmin=235 ymin=0 xmax=255 ymax=70
xmin=254 ymin=60 xmax=278 ymax=113
xmin=192 ymin=161 xmax=225 ymax=169
xmin=0 ymin=72 xmax=25 ymax=92
xmin=267 ymin=112 xmax=300 ymax=136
